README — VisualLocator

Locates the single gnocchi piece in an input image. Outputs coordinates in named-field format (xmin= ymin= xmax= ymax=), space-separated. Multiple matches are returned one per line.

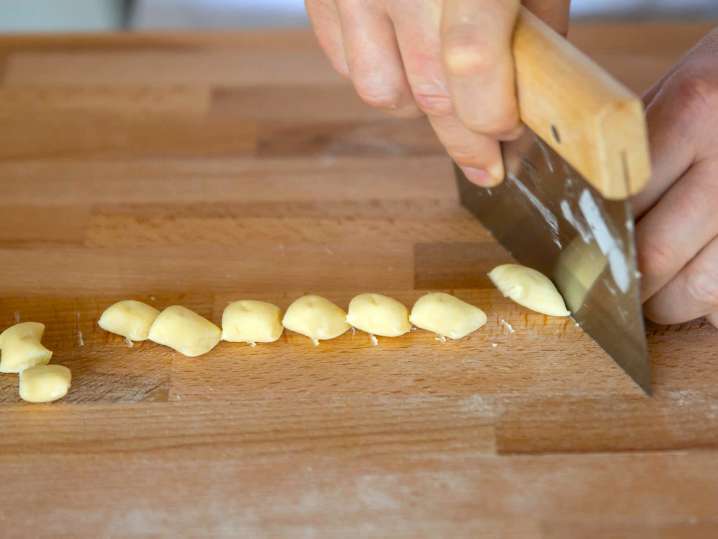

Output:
xmin=19 ymin=364 xmax=72 ymax=403
xmin=409 ymin=293 xmax=487 ymax=340
xmin=282 ymin=295 xmax=350 ymax=345
xmin=0 ymin=322 xmax=53 ymax=374
xmin=98 ymin=300 xmax=161 ymax=341
xmin=346 ymin=293 xmax=411 ymax=337
xmin=222 ymin=300 xmax=283 ymax=344
xmin=488 ymin=263 xmax=570 ymax=317
xmin=148 ymin=306 xmax=221 ymax=357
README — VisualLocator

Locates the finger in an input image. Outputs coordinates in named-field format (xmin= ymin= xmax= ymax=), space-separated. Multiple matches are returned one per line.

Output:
xmin=390 ymin=0 xmax=452 ymax=118
xmin=336 ymin=0 xmax=420 ymax=118
xmin=632 ymin=71 xmax=708 ymax=217
xmin=644 ymin=235 xmax=718 ymax=325
xmin=305 ymin=0 xmax=350 ymax=77
xmin=441 ymin=0 xmax=521 ymax=139
xmin=522 ymin=0 xmax=571 ymax=35
xmin=428 ymin=114 xmax=503 ymax=186
xmin=636 ymin=159 xmax=718 ymax=301
xmin=643 ymin=28 xmax=718 ymax=108
xmin=389 ymin=1 xmax=505 ymax=185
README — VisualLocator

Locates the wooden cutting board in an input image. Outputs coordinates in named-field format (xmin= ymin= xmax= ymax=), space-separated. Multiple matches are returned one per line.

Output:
xmin=1 ymin=24 xmax=718 ymax=538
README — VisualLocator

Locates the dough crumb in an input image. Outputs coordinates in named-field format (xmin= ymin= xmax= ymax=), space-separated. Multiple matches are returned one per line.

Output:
xmin=500 ymin=319 xmax=515 ymax=334
xmin=491 ymin=342 xmax=498 ymax=348
xmin=249 ymin=341 xmax=257 ymax=348
xmin=125 ymin=337 xmax=134 ymax=348
xmin=435 ymin=335 xmax=447 ymax=343
xmin=369 ymin=334 xmax=378 ymax=346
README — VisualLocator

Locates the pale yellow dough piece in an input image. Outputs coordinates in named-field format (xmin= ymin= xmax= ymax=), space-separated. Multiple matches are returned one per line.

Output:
xmin=346 ymin=293 xmax=411 ymax=337
xmin=98 ymin=300 xmax=161 ymax=341
xmin=19 ymin=364 xmax=71 ymax=403
xmin=0 ymin=322 xmax=53 ymax=374
xmin=222 ymin=300 xmax=283 ymax=344
xmin=148 ymin=306 xmax=221 ymax=357
xmin=282 ymin=295 xmax=350 ymax=344
xmin=409 ymin=293 xmax=487 ymax=339
xmin=488 ymin=263 xmax=570 ymax=317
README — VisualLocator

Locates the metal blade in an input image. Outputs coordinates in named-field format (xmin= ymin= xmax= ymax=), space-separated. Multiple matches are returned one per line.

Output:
xmin=456 ymin=129 xmax=651 ymax=394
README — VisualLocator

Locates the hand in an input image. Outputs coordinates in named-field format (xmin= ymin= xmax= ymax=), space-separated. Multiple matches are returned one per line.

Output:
xmin=632 ymin=28 xmax=718 ymax=328
xmin=305 ymin=0 xmax=570 ymax=186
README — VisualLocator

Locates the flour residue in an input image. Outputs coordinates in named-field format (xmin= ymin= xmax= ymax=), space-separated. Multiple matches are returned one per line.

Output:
xmin=578 ymin=190 xmax=630 ymax=293
xmin=500 ymin=319 xmax=515 ymax=334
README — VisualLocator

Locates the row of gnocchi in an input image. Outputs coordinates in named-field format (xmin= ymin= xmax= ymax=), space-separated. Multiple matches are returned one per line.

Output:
xmin=99 ymin=292 xmax=487 ymax=357
xmin=96 ymin=263 xmax=569 ymax=355
xmin=0 ymin=264 xmax=569 ymax=403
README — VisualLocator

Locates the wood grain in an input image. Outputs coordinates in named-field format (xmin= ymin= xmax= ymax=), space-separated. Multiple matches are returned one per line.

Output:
xmin=0 ymin=24 xmax=717 ymax=538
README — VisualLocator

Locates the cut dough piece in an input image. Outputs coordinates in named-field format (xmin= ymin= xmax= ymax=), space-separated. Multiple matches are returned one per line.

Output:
xmin=409 ymin=292 xmax=487 ymax=339
xmin=98 ymin=300 xmax=161 ymax=341
xmin=346 ymin=293 xmax=411 ymax=337
xmin=19 ymin=364 xmax=72 ymax=403
xmin=0 ymin=322 xmax=53 ymax=374
xmin=148 ymin=306 xmax=221 ymax=357
xmin=222 ymin=300 xmax=283 ymax=344
xmin=488 ymin=263 xmax=570 ymax=317
xmin=282 ymin=295 xmax=350 ymax=344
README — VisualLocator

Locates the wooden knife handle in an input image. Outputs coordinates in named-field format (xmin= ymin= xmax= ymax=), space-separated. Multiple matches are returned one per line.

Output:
xmin=512 ymin=8 xmax=650 ymax=200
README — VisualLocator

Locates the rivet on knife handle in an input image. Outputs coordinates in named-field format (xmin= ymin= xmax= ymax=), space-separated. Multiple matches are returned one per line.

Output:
xmin=513 ymin=8 xmax=651 ymax=200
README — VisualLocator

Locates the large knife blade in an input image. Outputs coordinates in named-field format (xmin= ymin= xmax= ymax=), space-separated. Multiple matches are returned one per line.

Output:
xmin=457 ymin=9 xmax=652 ymax=393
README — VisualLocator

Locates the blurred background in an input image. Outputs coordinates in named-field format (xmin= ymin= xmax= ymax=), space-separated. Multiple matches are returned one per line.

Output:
xmin=0 ymin=0 xmax=716 ymax=33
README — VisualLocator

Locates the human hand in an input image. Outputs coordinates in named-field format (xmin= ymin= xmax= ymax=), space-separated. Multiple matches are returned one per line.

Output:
xmin=632 ymin=28 xmax=718 ymax=327
xmin=305 ymin=0 xmax=570 ymax=186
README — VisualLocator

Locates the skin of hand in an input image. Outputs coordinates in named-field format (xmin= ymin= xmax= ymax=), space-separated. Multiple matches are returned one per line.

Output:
xmin=632 ymin=28 xmax=718 ymax=328
xmin=305 ymin=0 xmax=570 ymax=186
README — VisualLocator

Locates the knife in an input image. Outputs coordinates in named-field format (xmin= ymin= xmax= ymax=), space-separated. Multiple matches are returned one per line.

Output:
xmin=456 ymin=8 xmax=652 ymax=393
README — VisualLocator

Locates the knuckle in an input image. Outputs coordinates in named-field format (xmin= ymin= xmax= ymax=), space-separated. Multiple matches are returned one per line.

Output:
xmin=413 ymin=91 xmax=453 ymax=116
xmin=448 ymin=147 xmax=482 ymax=167
xmin=638 ymin=239 xmax=676 ymax=282
xmin=443 ymin=26 xmax=496 ymax=77
xmin=667 ymin=71 xmax=718 ymax=118
xmin=463 ymin=112 xmax=520 ymax=136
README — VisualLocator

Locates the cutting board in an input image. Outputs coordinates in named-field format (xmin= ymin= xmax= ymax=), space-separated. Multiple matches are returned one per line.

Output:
xmin=1 ymin=24 xmax=718 ymax=538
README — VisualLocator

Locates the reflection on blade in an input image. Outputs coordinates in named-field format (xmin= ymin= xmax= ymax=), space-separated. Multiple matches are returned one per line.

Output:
xmin=456 ymin=129 xmax=650 ymax=394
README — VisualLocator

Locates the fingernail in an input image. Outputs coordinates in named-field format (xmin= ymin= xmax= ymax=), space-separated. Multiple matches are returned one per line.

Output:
xmin=461 ymin=166 xmax=493 ymax=186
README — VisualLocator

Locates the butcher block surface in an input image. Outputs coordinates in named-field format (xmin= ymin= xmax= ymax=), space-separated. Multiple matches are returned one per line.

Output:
xmin=1 ymin=23 xmax=717 ymax=538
